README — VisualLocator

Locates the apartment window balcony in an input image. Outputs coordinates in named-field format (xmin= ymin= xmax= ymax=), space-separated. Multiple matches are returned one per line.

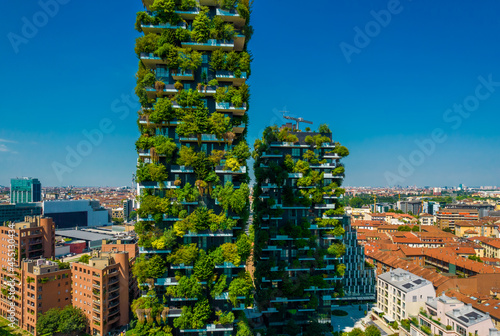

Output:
xmin=170 ymin=165 xmax=194 ymax=173
xmin=181 ymin=39 xmax=234 ymax=51
xmin=141 ymin=21 xmax=187 ymax=34
xmin=154 ymin=277 xmax=178 ymax=286
xmin=139 ymin=52 xmax=167 ymax=68
xmin=139 ymin=246 xmax=171 ymax=254
xmin=215 ymin=165 xmax=247 ymax=174
xmin=174 ymin=7 xmax=200 ymax=19
xmin=92 ymin=308 xmax=100 ymax=313
xmin=215 ymin=8 xmax=246 ymax=29
xmin=145 ymin=84 xmax=178 ymax=98
xmin=108 ymin=285 xmax=119 ymax=293
xmin=232 ymin=123 xmax=246 ymax=133
xmin=215 ymin=102 xmax=247 ymax=115
xmin=216 ymin=70 xmax=247 ymax=85
xmin=179 ymin=134 xmax=222 ymax=142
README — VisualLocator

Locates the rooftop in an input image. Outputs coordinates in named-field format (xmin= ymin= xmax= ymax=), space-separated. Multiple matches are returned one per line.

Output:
xmin=379 ymin=268 xmax=432 ymax=293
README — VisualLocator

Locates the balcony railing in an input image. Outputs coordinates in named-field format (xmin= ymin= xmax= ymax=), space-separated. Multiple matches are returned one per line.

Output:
xmin=181 ymin=39 xmax=234 ymax=51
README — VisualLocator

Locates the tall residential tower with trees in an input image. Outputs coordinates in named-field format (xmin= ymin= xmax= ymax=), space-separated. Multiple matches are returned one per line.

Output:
xmin=131 ymin=0 xmax=254 ymax=335
xmin=252 ymin=124 xmax=376 ymax=333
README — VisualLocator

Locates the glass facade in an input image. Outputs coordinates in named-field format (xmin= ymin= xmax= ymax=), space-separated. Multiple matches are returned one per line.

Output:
xmin=10 ymin=178 xmax=42 ymax=203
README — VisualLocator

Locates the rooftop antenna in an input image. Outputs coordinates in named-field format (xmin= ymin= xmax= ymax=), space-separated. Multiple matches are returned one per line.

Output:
xmin=281 ymin=110 xmax=313 ymax=131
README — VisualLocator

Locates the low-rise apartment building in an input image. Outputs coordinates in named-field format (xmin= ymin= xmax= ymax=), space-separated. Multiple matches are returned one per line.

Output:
xmin=402 ymin=295 xmax=497 ymax=336
xmin=455 ymin=220 xmax=499 ymax=238
xmin=376 ymin=268 xmax=436 ymax=323
xmin=71 ymin=248 xmax=136 ymax=336
xmin=470 ymin=237 xmax=500 ymax=259
xmin=21 ymin=259 xmax=71 ymax=334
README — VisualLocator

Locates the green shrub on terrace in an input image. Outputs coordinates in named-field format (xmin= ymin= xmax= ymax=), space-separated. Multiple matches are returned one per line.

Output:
xmin=236 ymin=234 xmax=252 ymax=261
xmin=228 ymin=272 xmax=253 ymax=305
xmin=277 ymin=128 xmax=298 ymax=143
xmin=151 ymin=97 xmax=177 ymax=124
xmin=318 ymin=123 xmax=331 ymax=133
xmin=136 ymin=135 xmax=153 ymax=151
xmin=336 ymin=263 xmax=346 ymax=276
xmin=132 ymin=255 xmax=166 ymax=283
xmin=151 ymin=228 xmax=176 ymax=250
xmin=135 ymin=33 xmax=160 ymax=56
xmin=327 ymin=243 xmax=346 ymax=258
xmin=226 ymin=141 xmax=251 ymax=164
xmin=152 ymin=135 xmax=177 ymax=159
xmin=135 ymin=11 xmax=158 ymax=33
xmin=220 ymin=243 xmax=241 ymax=265
xmin=136 ymin=162 xmax=168 ymax=183
xmin=208 ymin=112 xmax=232 ymax=139
xmin=293 ymin=160 xmax=310 ymax=175
xmin=216 ymin=311 xmax=235 ymax=325
xmin=334 ymin=145 xmax=350 ymax=157
xmin=302 ymin=150 xmax=320 ymax=164
xmin=191 ymin=7 xmax=211 ymax=43
xmin=193 ymin=250 xmax=214 ymax=281
xmin=332 ymin=166 xmax=345 ymax=175
xmin=213 ymin=182 xmax=250 ymax=214
xmin=167 ymin=244 xmax=199 ymax=265
xmin=174 ymin=207 xmax=236 ymax=236
xmin=211 ymin=274 xmax=227 ymax=298
xmin=166 ymin=275 xmax=202 ymax=298
xmin=176 ymin=88 xmax=204 ymax=107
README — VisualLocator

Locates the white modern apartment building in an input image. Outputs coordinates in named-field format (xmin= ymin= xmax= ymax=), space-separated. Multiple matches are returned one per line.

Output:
xmin=403 ymin=295 xmax=498 ymax=336
xmin=376 ymin=268 xmax=436 ymax=323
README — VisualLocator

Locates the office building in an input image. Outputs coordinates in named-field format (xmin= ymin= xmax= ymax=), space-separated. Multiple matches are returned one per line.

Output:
xmin=10 ymin=178 xmax=42 ymax=204
xmin=252 ymin=125 xmax=375 ymax=331
xmin=43 ymin=200 xmax=111 ymax=228
xmin=132 ymin=0 xmax=253 ymax=334
xmin=437 ymin=207 xmax=479 ymax=231
xmin=397 ymin=200 xmax=423 ymax=215
xmin=376 ymin=269 xmax=435 ymax=323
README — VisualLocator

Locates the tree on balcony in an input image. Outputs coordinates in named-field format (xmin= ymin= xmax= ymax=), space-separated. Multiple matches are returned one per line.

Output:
xmin=191 ymin=7 xmax=211 ymax=43
xmin=228 ymin=272 xmax=252 ymax=305
xmin=167 ymin=244 xmax=199 ymax=265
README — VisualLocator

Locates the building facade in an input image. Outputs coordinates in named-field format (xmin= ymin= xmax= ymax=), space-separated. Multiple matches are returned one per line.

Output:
xmin=21 ymin=259 xmax=72 ymax=334
xmin=252 ymin=126 xmax=375 ymax=331
xmin=0 ymin=216 xmax=59 ymax=334
xmin=0 ymin=203 xmax=42 ymax=225
xmin=437 ymin=208 xmax=479 ymax=231
xmin=376 ymin=268 xmax=435 ymax=323
xmin=10 ymin=178 xmax=42 ymax=204
xmin=132 ymin=1 xmax=254 ymax=335
xmin=71 ymin=248 xmax=135 ymax=336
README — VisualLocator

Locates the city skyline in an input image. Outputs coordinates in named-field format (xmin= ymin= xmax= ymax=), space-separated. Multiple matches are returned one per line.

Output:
xmin=2 ymin=0 xmax=500 ymax=187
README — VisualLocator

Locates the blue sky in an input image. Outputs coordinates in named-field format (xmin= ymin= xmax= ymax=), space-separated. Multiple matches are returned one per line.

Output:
xmin=1 ymin=0 xmax=500 ymax=187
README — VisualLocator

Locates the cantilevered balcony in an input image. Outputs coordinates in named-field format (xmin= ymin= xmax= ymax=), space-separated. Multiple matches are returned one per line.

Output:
xmin=154 ymin=277 xmax=178 ymax=286
xmin=234 ymin=32 xmax=246 ymax=51
xmin=170 ymin=165 xmax=194 ymax=173
xmin=145 ymin=84 xmax=179 ymax=98
xmin=232 ymin=123 xmax=245 ymax=133
xmin=215 ymin=165 xmax=247 ymax=174
xmin=216 ymin=8 xmax=246 ymax=28
xmin=181 ymin=39 xmax=234 ymax=51
xmin=140 ymin=52 xmax=166 ymax=68
xmin=323 ymin=152 xmax=341 ymax=159
xmin=216 ymin=70 xmax=247 ymax=85
xmin=179 ymin=134 xmax=223 ymax=142
xmin=141 ymin=21 xmax=187 ymax=34
xmin=215 ymin=102 xmax=247 ymax=115
xmin=171 ymin=69 xmax=194 ymax=81
xmin=174 ymin=8 xmax=200 ymax=20
xmin=198 ymin=86 xmax=217 ymax=96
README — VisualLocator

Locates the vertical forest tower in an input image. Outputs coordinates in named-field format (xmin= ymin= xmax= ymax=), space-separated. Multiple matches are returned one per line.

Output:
xmin=252 ymin=125 xmax=376 ymax=332
xmin=133 ymin=0 xmax=254 ymax=335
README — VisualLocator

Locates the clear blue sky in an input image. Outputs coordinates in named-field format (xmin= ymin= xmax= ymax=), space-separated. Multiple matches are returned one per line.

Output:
xmin=1 ymin=0 xmax=500 ymax=187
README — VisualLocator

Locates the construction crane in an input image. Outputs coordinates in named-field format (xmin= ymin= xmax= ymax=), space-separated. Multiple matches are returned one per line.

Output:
xmin=281 ymin=110 xmax=313 ymax=131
